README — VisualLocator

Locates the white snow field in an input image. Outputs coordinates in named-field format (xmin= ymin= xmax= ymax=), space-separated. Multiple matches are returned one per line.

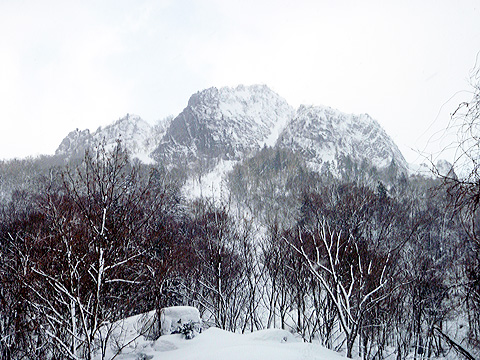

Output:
xmin=96 ymin=310 xmax=346 ymax=360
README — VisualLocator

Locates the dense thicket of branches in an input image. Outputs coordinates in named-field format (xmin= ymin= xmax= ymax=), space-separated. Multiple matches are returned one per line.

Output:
xmin=434 ymin=66 xmax=480 ymax=356
xmin=0 ymin=139 xmax=477 ymax=359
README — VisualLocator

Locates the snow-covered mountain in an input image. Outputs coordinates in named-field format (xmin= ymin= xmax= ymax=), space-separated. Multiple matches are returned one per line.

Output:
xmin=56 ymin=114 xmax=164 ymax=163
xmin=55 ymin=128 xmax=94 ymax=161
xmin=55 ymin=85 xmax=407 ymax=178
xmin=152 ymin=85 xmax=294 ymax=166
xmin=277 ymin=104 xmax=407 ymax=172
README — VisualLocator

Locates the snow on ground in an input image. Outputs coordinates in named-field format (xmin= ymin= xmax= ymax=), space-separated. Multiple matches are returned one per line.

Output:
xmin=182 ymin=159 xmax=235 ymax=200
xmin=160 ymin=306 xmax=201 ymax=336
xmin=149 ymin=327 xmax=345 ymax=360
xmin=95 ymin=310 xmax=346 ymax=360
xmin=132 ymin=151 xmax=156 ymax=164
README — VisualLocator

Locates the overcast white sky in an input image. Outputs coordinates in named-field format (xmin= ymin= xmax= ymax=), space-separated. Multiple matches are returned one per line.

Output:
xmin=1 ymin=0 xmax=479 ymax=163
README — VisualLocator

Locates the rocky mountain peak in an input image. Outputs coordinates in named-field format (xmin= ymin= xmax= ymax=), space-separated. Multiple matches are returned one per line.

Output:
xmin=55 ymin=114 xmax=158 ymax=163
xmin=152 ymin=85 xmax=294 ymax=166
xmin=55 ymin=84 xmax=408 ymax=180
xmin=55 ymin=128 xmax=93 ymax=159
xmin=97 ymin=114 xmax=153 ymax=152
xmin=436 ymin=159 xmax=456 ymax=178
xmin=277 ymin=104 xmax=407 ymax=172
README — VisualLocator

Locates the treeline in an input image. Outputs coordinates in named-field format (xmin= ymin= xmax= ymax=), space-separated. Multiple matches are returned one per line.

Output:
xmin=0 ymin=144 xmax=479 ymax=359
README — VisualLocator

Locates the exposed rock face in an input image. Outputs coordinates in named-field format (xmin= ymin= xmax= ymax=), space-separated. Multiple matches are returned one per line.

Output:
xmin=277 ymin=104 xmax=407 ymax=172
xmin=56 ymin=128 xmax=93 ymax=160
xmin=152 ymin=85 xmax=294 ymax=167
xmin=56 ymin=114 xmax=162 ymax=163
xmin=56 ymin=85 xmax=407 ymax=177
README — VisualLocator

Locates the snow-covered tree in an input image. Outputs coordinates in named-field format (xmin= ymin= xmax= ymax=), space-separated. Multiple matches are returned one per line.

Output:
xmin=5 ymin=142 xmax=179 ymax=359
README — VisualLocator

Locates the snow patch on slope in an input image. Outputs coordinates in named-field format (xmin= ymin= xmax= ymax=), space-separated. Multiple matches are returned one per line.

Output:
xmin=182 ymin=159 xmax=235 ymax=200
xmin=215 ymin=85 xmax=294 ymax=149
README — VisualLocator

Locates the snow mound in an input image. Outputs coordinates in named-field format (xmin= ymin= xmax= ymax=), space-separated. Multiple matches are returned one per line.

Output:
xmin=243 ymin=328 xmax=301 ymax=343
xmin=95 ymin=313 xmax=346 ymax=360
xmin=160 ymin=306 xmax=202 ymax=336
xmin=150 ymin=327 xmax=345 ymax=360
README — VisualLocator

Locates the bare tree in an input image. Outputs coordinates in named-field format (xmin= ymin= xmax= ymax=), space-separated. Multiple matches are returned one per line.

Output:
xmin=285 ymin=219 xmax=396 ymax=358
xmin=261 ymin=222 xmax=294 ymax=331
xmin=434 ymin=64 xmax=480 ymax=354
xmin=8 ymin=142 xmax=174 ymax=359
xmin=187 ymin=200 xmax=249 ymax=331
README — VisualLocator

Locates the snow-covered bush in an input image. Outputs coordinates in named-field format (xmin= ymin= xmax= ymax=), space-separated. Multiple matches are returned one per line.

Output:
xmin=160 ymin=306 xmax=202 ymax=339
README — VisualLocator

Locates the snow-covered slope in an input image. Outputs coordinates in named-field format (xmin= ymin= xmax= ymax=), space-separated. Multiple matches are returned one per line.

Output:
xmin=56 ymin=114 xmax=163 ymax=163
xmin=152 ymin=85 xmax=294 ymax=166
xmin=277 ymin=105 xmax=407 ymax=172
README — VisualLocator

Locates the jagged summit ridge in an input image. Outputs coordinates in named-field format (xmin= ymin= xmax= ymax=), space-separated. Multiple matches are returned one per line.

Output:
xmin=152 ymin=85 xmax=295 ymax=164
xmin=56 ymin=114 xmax=160 ymax=163
xmin=277 ymin=104 xmax=407 ymax=171
xmin=56 ymin=128 xmax=93 ymax=160
xmin=55 ymin=84 xmax=406 ymax=176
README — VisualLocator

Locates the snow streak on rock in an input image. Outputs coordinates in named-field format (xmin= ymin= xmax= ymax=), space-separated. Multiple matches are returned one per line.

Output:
xmin=56 ymin=114 xmax=162 ymax=163
xmin=277 ymin=105 xmax=407 ymax=172
xmin=152 ymin=85 xmax=294 ymax=165
xmin=56 ymin=84 xmax=407 ymax=178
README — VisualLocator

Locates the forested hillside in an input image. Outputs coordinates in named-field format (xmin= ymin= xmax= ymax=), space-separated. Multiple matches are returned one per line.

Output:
xmin=0 ymin=138 xmax=478 ymax=359
xmin=1 ymin=81 xmax=480 ymax=359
